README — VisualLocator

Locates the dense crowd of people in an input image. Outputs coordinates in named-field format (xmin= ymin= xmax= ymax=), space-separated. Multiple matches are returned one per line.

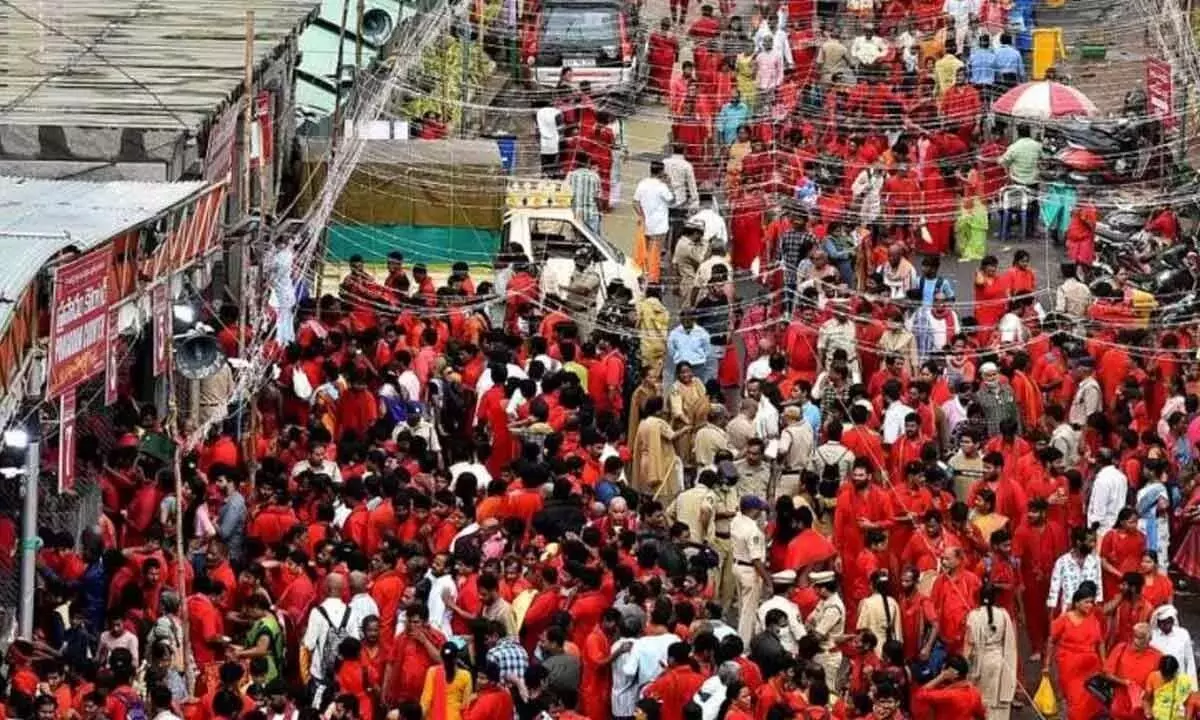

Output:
xmin=8 ymin=0 xmax=1200 ymax=719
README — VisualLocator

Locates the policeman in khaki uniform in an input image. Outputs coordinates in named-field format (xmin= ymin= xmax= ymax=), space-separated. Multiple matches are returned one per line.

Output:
xmin=806 ymin=570 xmax=847 ymax=692
xmin=709 ymin=454 xmax=740 ymax=608
xmin=730 ymin=494 xmax=773 ymax=643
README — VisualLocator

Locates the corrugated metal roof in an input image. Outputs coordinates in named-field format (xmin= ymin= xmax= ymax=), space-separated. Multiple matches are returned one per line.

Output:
xmin=0 ymin=176 xmax=209 ymax=334
xmin=0 ymin=0 xmax=319 ymax=131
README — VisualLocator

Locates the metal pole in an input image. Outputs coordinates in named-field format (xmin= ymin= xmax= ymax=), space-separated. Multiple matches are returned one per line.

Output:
xmin=242 ymin=11 xmax=256 ymax=216
xmin=18 ymin=440 xmax=39 ymax=639
xmin=460 ymin=18 xmax=470 ymax=138
xmin=332 ymin=0 xmax=353 ymax=151
xmin=355 ymin=0 xmax=366 ymax=68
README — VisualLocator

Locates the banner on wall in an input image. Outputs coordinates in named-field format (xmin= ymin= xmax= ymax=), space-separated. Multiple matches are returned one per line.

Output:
xmin=46 ymin=252 xmax=111 ymax=399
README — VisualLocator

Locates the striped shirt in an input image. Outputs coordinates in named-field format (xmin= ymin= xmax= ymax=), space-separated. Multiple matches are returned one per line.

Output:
xmin=567 ymin=167 xmax=601 ymax=220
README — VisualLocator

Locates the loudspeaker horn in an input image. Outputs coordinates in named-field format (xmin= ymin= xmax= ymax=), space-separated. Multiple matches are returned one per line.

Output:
xmin=174 ymin=335 xmax=227 ymax=380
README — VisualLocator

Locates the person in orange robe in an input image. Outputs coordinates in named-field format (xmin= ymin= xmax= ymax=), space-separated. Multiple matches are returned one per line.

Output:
xmin=1100 ymin=509 xmax=1149 ymax=600
xmin=477 ymin=366 xmax=515 ymax=477
xmin=643 ymin=643 xmax=706 ymax=720
xmin=911 ymin=656 xmax=987 ymax=720
xmin=647 ymin=19 xmax=680 ymax=97
xmin=462 ymin=663 xmax=515 ymax=720
xmin=835 ymin=460 xmax=894 ymax=607
xmin=930 ymin=546 xmax=982 ymax=656
xmin=1045 ymin=581 xmax=1106 ymax=720
xmin=1104 ymin=572 xmax=1154 ymax=648
xmin=1010 ymin=353 xmax=1044 ymax=430
xmin=580 ymin=609 xmax=620 ymax=720
xmin=336 ymin=639 xmax=381 ymax=720
xmin=1103 ymin=624 xmax=1163 ymax=720
xmin=973 ymin=257 xmax=1009 ymax=332
xmin=1097 ymin=343 xmax=1134 ymax=410
xmin=729 ymin=185 xmax=766 ymax=270
xmin=335 ymin=371 xmax=379 ymax=441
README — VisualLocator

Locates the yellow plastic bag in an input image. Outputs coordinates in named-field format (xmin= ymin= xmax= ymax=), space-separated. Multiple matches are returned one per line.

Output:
xmin=1033 ymin=675 xmax=1059 ymax=717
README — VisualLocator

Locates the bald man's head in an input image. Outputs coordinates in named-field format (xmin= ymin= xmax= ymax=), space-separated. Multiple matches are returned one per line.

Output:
xmin=349 ymin=571 xmax=368 ymax=595
xmin=325 ymin=573 xmax=345 ymax=598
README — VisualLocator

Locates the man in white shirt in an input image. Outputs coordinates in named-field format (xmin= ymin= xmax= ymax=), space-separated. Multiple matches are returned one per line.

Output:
xmin=753 ymin=15 xmax=793 ymax=68
xmin=426 ymin=553 xmax=458 ymax=638
xmin=1069 ymin=358 xmax=1102 ymax=427
xmin=755 ymin=571 xmax=806 ymax=654
xmin=688 ymin=196 xmax=728 ymax=246
xmin=881 ymin=380 xmax=915 ymax=445
xmin=395 ymin=350 xmax=421 ymax=401
xmin=1047 ymin=527 xmax=1103 ymax=613
xmin=1088 ymin=450 xmax=1129 ymax=537
xmin=303 ymin=575 xmax=349 ymax=702
xmin=345 ymin=571 xmax=380 ymax=639
xmin=618 ymin=605 xmax=681 ymax=692
xmin=290 ymin=442 xmax=342 ymax=484
xmin=634 ymin=160 xmax=675 ymax=277
xmin=535 ymin=99 xmax=563 ymax=178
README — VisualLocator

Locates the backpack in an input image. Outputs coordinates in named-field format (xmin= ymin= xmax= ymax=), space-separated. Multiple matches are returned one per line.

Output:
xmin=315 ymin=605 xmax=353 ymax=680
xmin=113 ymin=689 xmax=147 ymax=720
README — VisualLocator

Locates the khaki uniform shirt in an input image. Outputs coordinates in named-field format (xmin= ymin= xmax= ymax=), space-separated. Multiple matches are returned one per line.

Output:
xmin=779 ymin=422 xmax=814 ymax=473
xmin=734 ymin=459 xmax=771 ymax=499
xmin=726 ymin=415 xmax=756 ymax=455
xmin=694 ymin=424 xmax=731 ymax=468
xmin=668 ymin=486 xmax=716 ymax=542
xmin=807 ymin=593 xmax=846 ymax=652
xmin=711 ymin=485 xmax=738 ymax=539
xmin=730 ymin=513 xmax=766 ymax=563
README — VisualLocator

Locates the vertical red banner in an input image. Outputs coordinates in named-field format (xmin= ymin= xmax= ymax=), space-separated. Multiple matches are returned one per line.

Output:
xmin=47 ymin=251 xmax=111 ymax=399
xmin=58 ymin=390 xmax=77 ymax=494
xmin=105 ymin=307 xmax=121 ymax=406
xmin=152 ymin=284 xmax=170 ymax=377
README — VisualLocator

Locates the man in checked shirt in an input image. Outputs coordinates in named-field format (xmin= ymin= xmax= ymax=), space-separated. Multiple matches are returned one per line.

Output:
xmin=778 ymin=207 xmax=817 ymax=312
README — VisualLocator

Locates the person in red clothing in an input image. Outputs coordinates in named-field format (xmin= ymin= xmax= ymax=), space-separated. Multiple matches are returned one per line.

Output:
xmin=912 ymin=656 xmax=988 ymax=720
xmin=382 ymin=603 xmax=445 ymax=705
xmin=589 ymin=333 xmax=627 ymax=417
xmin=643 ymin=642 xmax=706 ymax=720
xmin=340 ymin=480 xmax=370 ymax=549
xmin=930 ymin=546 xmax=982 ymax=656
xmin=1013 ymin=499 xmax=1067 ymax=658
xmin=647 ymin=18 xmax=679 ymax=98
xmin=336 ymin=370 xmax=379 ymax=441
xmin=580 ymin=608 xmax=623 ymax=720
xmin=248 ymin=486 xmax=300 ymax=547
xmin=463 ymin=661 xmax=516 ymax=720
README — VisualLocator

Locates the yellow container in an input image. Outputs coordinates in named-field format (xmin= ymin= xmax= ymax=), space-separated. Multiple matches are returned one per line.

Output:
xmin=1032 ymin=27 xmax=1066 ymax=79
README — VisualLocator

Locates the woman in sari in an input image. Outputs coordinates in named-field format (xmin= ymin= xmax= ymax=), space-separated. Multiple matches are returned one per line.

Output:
xmin=1172 ymin=480 xmax=1200 ymax=583
xmin=420 ymin=644 xmax=472 ymax=720
xmin=964 ymin=584 xmax=1018 ymax=720
xmin=670 ymin=362 xmax=711 ymax=469
xmin=627 ymin=371 xmax=662 ymax=445
xmin=957 ymin=194 xmax=989 ymax=262
xmin=1045 ymin=581 xmax=1106 ymax=720
xmin=1142 ymin=552 xmax=1176 ymax=608
xmin=1101 ymin=508 xmax=1149 ymax=600
xmin=632 ymin=395 xmax=681 ymax=500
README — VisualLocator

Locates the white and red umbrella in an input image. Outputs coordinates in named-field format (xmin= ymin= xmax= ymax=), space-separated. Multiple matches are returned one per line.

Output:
xmin=992 ymin=80 xmax=1099 ymax=119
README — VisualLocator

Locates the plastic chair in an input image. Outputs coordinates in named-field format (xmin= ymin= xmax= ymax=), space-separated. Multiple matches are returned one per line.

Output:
xmin=998 ymin=184 xmax=1033 ymax=242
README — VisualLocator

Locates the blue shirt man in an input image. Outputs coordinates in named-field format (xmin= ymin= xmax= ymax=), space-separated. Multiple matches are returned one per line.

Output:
xmin=994 ymin=36 xmax=1026 ymax=80
xmin=968 ymin=44 xmax=997 ymax=85
xmin=667 ymin=317 xmax=711 ymax=370
xmin=716 ymin=96 xmax=750 ymax=146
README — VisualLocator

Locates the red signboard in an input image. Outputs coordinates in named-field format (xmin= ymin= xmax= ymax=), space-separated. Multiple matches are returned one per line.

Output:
xmin=105 ymin=307 xmax=121 ymax=406
xmin=204 ymin=100 xmax=241 ymax=184
xmin=1147 ymin=59 xmax=1175 ymax=130
xmin=58 ymin=390 xmax=77 ymax=494
xmin=46 ymin=252 xmax=111 ymax=399
xmin=152 ymin=284 xmax=170 ymax=377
